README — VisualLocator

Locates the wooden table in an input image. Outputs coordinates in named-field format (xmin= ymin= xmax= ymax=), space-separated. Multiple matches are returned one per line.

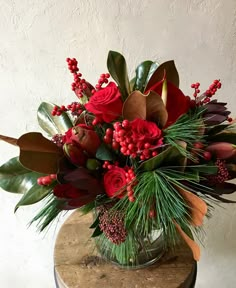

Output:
xmin=54 ymin=210 xmax=197 ymax=288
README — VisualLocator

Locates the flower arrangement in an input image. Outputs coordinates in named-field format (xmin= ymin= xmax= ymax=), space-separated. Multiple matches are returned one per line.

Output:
xmin=1 ymin=51 xmax=236 ymax=266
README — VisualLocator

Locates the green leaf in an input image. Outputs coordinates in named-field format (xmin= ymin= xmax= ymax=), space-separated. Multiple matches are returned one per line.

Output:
xmin=96 ymin=143 xmax=115 ymax=161
xmin=14 ymin=184 xmax=53 ymax=212
xmin=0 ymin=157 xmax=44 ymax=194
xmin=91 ymin=225 xmax=102 ymax=237
xmin=90 ymin=214 xmax=100 ymax=229
xmin=107 ymin=51 xmax=131 ymax=101
xmin=37 ymin=102 xmax=73 ymax=137
xmin=133 ymin=61 xmax=158 ymax=92
xmin=138 ymin=146 xmax=182 ymax=172
xmin=145 ymin=60 xmax=179 ymax=91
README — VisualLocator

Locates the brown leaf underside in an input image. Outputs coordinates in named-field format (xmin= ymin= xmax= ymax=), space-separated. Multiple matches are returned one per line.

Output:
xmin=122 ymin=90 xmax=168 ymax=128
xmin=174 ymin=221 xmax=200 ymax=261
xmin=0 ymin=134 xmax=18 ymax=146
xmin=176 ymin=186 xmax=207 ymax=226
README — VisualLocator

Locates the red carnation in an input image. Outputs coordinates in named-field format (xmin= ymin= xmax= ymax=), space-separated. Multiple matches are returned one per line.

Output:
xmin=104 ymin=167 xmax=127 ymax=199
xmin=85 ymin=82 xmax=123 ymax=123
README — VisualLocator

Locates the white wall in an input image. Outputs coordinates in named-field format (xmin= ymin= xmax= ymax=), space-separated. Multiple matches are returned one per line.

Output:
xmin=0 ymin=0 xmax=236 ymax=287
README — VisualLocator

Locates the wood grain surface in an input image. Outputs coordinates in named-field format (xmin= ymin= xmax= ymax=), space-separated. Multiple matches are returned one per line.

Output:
xmin=54 ymin=210 xmax=196 ymax=288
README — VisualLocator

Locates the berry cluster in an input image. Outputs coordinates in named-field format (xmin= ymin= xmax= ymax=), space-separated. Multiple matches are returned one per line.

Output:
xmin=98 ymin=206 xmax=127 ymax=245
xmin=51 ymin=105 xmax=67 ymax=116
xmin=104 ymin=120 xmax=160 ymax=160
xmin=92 ymin=73 xmax=110 ymax=94
xmin=51 ymin=134 xmax=64 ymax=147
xmin=191 ymin=82 xmax=200 ymax=98
xmin=66 ymin=102 xmax=84 ymax=116
xmin=37 ymin=174 xmax=57 ymax=186
xmin=203 ymin=80 xmax=222 ymax=104
xmin=66 ymin=57 xmax=87 ymax=98
xmin=207 ymin=159 xmax=229 ymax=185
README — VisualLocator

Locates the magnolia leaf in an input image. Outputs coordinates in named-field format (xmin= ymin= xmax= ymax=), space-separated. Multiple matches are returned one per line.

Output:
xmin=0 ymin=157 xmax=44 ymax=194
xmin=91 ymin=225 xmax=103 ymax=237
xmin=145 ymin=60 xmax=179 ymax=91
xmin=208 ymin=132 xmax=236 ymax=144
xmin=96 ymin=143 xmax=115 ymax=161
xmin=174 ymin=221 xmax=200 ymax=261
xmin=37 ymin=102 xmax=73 ymax=136
xmin=0 ymin=134 xmax=18 ymax=146
xmin=122 ymin=90 xmax=168 ymax=128
xmin=90 ymin=214 xmax=100 ymax=229
xmin=17 ymin=132 xmax=63 ymax=174
xmin=211 ymin=182 xmax=236 ymax=195
xmin=175 ymin=186 xmax=207 ymax=227
xmin=207 ymin=124 xmax=229 ymax=136
xmin=107 ymin=51 xmax=130 ymax=101
xmin=133 ymin=61 xmax=158 ymax=92
xmin=15 ymin=184 xmax=54 ymax=212
xmin=139 ymin=146 xmax=181 ymax=172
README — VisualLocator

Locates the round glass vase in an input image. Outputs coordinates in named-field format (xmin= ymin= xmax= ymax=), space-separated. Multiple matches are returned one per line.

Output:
xmin=94 ymin=220 xmax=165 ymax=269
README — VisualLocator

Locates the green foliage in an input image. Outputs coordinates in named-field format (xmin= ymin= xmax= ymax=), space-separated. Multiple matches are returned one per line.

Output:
xmin=95 ymin=230 xmax=141 ymax=266
xmin=133 ymin=61 xmax=159 ymax=92
xmin=15 ymin=184 xmax=54 ymax=212
xmin=107 ymin=51 xmax=131 ymax=101
xmin=30 ymin=195 xmax=65 ymax=232
xmin=164 ymin=109 xmax=205 ymax=159
xmin=0 ymin=157 xmax=44 ymax=194
xmin=138 ymin=146 xmax=183 ymax=172
xmin=96 ymin=143 xmax=115 ymax=161
xmin=37 ymin=102 xmax=73 ymax=137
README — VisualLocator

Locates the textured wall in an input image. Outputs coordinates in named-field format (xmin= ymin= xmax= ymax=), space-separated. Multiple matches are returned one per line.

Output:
xmin=0 ymin=0 xmax=236 ymax=287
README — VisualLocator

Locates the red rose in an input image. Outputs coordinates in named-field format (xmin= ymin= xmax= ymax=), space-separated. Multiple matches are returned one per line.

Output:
xmin=64 ymin=124 xmax=101 ymax=156
xmin=147 ymin=80 xmax=190 ymax=126
xmin=130 ymin=118 xmax=162 ymax=149
xmin=104 ymin=167 xmax=127 ymax=198
xmin=85 ymin=82 xmax=123 ymax=123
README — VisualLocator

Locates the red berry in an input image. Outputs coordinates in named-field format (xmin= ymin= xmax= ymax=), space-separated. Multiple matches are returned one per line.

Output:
xmin=203 ymin=151 xmax=211 ymax=161
xmin=121 ymin=147 xmax=127 ymax=154
xmin=144 ymin=143 xmax=151 ymax=149
xmin=112 ymin=141 xmax=119 ymax=150
xmin=106 ymin=128 xmax=113 ymax=136
xmin=193 ymin=142 xmax=204 ymax=149
xmin=128 ymin=195 xmax=135 ymax=202
xmin=149 ymin=210 xmax=156 ymax=218
xmin=152 ymin=151 xmax=158 ymax=157
xmin=122 ymin=120 xmax=130 ymax=128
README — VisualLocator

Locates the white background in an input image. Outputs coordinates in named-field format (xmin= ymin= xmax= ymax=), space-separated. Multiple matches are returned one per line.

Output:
xmin=0 ymin=0 xmax=236 ymax=287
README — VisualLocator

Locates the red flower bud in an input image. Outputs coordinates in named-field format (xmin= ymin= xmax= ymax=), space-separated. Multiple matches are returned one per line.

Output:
xmin=206 ymin=142 xmax=235 ymax=160
xmin=63 ymin=143 xmax=87 ymax=166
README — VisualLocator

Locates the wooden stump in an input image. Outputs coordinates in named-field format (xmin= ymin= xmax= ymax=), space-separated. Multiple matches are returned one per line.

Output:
xmin=54 ymin=210 xmax=197 ymax=288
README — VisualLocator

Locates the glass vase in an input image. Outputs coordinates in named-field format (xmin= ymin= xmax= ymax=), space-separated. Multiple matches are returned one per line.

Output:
xmin=94 ymin=214 xmax=165 ymax=269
